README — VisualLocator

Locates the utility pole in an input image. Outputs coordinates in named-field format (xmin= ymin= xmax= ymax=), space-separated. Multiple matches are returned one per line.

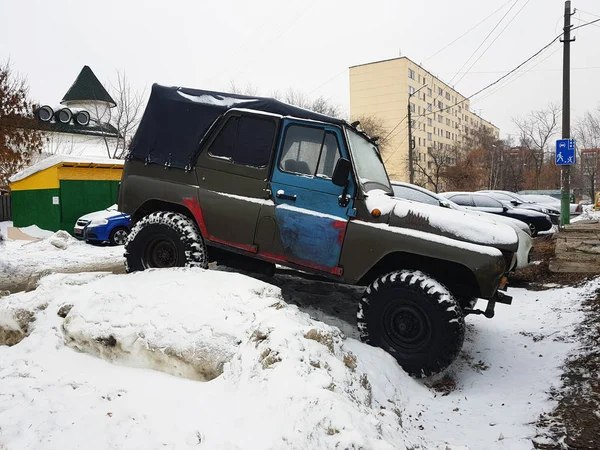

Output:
xmin=408 ymin=100 xmax=414 ymax=183
xmin=560 ymin=0 xmax=574 ymax=226
xmin=407 ymin=85 xmax=427 ymax=184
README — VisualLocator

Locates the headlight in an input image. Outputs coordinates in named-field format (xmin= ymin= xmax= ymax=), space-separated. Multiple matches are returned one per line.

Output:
xmin=89 ymin=218 xmax=109 ymax=226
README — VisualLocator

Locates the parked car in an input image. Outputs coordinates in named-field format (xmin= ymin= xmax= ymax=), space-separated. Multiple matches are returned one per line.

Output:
xmin=391 ymin=181 xmax=532 ymax=269
xmin=118 ymin=83 xmax=519 ymax=377
xmin=74 ymin=204 xmax=131 ymax=245
xmin=478 ymin=190 xmax=560 ymax=225
xmin=441 ymin=192 xmax=553 ymax=236
xmin=519 ymin=194 xmax=582 ymax=216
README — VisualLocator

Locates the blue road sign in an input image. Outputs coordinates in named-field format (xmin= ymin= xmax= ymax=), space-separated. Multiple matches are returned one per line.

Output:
xmin=556 ymin=139 xmax=576 ymax=165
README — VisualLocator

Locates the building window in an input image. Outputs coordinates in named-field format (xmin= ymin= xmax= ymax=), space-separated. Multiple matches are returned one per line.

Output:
xmin=428 ymin=118 xmax=432 ymax=126
xmin=433 ymin=127 xmax=436 ymax=133
xmin=418 ymin=106 xmax=421 ymax=114
xmin=408 ymin=68 xmax=415 ymax=79
xmin=438 ymin=101 xmax=444 ymax=110
xmin=446 ymin=131 xmax=451 ymax=139
xmin=446 ymin=118 xmax=451 ymax=126
xmin=427 ymin=103 xmax=432 ymax=112
xmin=418 ymin=74 xmax=421 ymax=84
xmin=409 ymin=85 xmax=416 ymax=95
xmin=427 ymin=88 xmax=432 ymax=97
xmin=427 ymin=132 xmax=432 ymax=141
xmin=438 ymin=115 xmax=442 ymax=123
xmin=410 ymin=102 xmax=416 ymax=112
xmin=439 ymin=129 xmax=443 ymax=137
xmin=418 ymin=137 xmax=422 ymax=146
xmin=446 ymin=92 xmax=451 ymax=100
xmin=438 ymin=87 xmax=443 ymax=96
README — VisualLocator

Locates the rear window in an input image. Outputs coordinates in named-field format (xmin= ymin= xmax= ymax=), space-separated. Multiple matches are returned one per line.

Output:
xmin=208 ymin=115 xmax=276 ymax=167
xmin=448 ymin=194 xmax=473 ymax=206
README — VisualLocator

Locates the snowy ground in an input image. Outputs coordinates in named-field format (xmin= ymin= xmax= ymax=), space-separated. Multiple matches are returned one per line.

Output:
xmin=571 ymin=205 xmax=600 ymax=223
xmin=1 ymin=233 xmax=598 ymax=449
xmin=0 ymin=229 xmax=124 ymax=293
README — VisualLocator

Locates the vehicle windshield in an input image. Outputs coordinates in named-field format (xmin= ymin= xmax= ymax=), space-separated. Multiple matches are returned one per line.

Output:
xmin=345 ymin=127 xmax=392 ymax=194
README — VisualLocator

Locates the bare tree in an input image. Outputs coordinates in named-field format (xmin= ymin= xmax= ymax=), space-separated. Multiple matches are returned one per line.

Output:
xmin=512 ymin=103 xmax=560 ymax=189
xmin=272 ymin=87 xmax=342 ymax=118
xmin=574 ymin=106 xmax=600 ymax=199
xmin=413 ymin=144 xmax=456 ymax=193
xmin=350 ymin=114 xmax=390 ymax=156
xmin=89 ymin=71 xmax=146 ymax=159
xmin=229 ymin=80 xmax=260 ymax=96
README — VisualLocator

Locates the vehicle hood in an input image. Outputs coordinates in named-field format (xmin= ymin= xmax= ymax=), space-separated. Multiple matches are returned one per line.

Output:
xmin=366 ymin=191 xmax=518 ymax=252
xmin=78 ymin=209 xmax=128 ymax=222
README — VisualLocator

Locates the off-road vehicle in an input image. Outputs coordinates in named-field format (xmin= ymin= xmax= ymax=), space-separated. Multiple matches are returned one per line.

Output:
xmin=118 ymin=84 xmax=517 ymax=377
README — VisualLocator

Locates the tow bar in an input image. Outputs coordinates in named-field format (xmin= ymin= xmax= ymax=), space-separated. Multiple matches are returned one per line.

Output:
xmin=464 ymin=291 xmax=513 ymax=319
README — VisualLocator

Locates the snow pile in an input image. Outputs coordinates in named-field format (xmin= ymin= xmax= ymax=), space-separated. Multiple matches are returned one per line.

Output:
xmin=0 ymin=232 xmax=124 ymax=294
xmin=571 ymin=205 xmax=600 ymax=223
xmin=0 ymin=269 xmax=447 ymax=450
xmin=9 ymin=154 xmax=123 ymax=183
xmin=19 ymin=224 xmax=55 ymax=239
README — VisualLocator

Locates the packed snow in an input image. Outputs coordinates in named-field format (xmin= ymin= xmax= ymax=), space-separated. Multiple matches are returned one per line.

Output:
xmin=0 ymin=231 xmax=124 ymax=294
xmin=1 ymin=230 xmax=598 ymax=449
xmin=18 ymin=224 xmax=55 ymax=238
xmin=571 ymin=204 xmax=600 ymax=223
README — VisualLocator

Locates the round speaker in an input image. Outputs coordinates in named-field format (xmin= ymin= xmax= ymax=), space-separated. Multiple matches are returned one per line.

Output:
xmin=38 ymin=105 xmax=54 ymax=122
xmin=56 ymin=108 xmax=73 ymax=124
xmin=75 ymin=110 xmax=90 ymax=126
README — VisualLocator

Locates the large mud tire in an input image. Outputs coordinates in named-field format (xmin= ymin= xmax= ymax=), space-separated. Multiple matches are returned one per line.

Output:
xmin=357 ymin=270 xmax=465 ymax=378
xmin=125 ymin=211 xmax=208 ymax=273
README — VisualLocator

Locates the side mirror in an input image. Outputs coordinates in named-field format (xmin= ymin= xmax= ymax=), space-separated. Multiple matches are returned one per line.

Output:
xmin=332 ymin=158 xmax=351 ymax=187
xmin=502 ymin=205 xmax=509 ymax=212
xmin=440 ymin=200 xmax=451 ymax=208
xmin=511 ymin=200 xmax=519 ymax=206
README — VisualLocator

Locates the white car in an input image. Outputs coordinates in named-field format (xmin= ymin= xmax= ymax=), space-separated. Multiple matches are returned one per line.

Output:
xmin=520 ymin=194 xmax=582 ymax=216
xmin=391 ymin=182 xmax=533 ymax=269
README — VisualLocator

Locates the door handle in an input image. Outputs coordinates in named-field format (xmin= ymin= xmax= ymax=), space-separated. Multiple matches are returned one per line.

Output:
xmin=276 ymin=190 xmax=297 ymax=202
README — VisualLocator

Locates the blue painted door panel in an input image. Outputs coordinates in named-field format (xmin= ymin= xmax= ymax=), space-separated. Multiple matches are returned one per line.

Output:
xmin=271 ymin=119 xmax=355 ymax=270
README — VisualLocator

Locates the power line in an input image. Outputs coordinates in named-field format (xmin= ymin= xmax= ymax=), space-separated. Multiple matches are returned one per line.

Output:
xmin=453 ymin=0 xmax=532 ymax=87
xmin=578 ymin=9 xmax=600 ymax=19
xmin=571 ymin=17 xmax=600 ymax=31
xmin=307 ymin=69 xmax=346 ymax=96
xmin=421 ymin=0 xmax=514 ymax=63
xmin=447 ymin=0 xmax=521 ymax=86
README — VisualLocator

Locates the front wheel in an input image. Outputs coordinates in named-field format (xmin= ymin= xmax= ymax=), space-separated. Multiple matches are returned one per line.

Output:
xmin=124 ymin=211 xmax=208 ymax=273
xmin=357 ymin=270 xmax=465 ymax=378
xmin=109 ymin=226 xmax=129 ymax=246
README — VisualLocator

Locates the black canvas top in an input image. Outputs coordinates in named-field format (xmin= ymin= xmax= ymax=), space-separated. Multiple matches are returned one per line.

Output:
xmin=128 ymin=84 xmax=347 ymax=169
xmin=61 ymin=66 xmax=117 ymax=107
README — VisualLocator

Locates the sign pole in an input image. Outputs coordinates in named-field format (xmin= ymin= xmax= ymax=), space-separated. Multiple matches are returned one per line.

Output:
xmin=560 ymin=0 xmax=573 ymax=227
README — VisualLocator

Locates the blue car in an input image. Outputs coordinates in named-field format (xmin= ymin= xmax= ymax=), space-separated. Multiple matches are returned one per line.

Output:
xmin=74 ymin=204 xmax=131 ymax=245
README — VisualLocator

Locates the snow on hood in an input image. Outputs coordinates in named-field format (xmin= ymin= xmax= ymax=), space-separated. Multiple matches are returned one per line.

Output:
xmin=366 ymin=190 xmax=518 ymax=251
xmin=78 ymin=205 xmax=127 ymax=222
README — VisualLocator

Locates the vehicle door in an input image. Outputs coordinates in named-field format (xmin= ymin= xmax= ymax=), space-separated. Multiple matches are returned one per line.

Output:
xmin=473 ymin=195 xmax=505 ymax=215
xmin=269 ymin=119 xmax=355 ymax=273
xmin=195 ymin=110 xmax=279 ymax=251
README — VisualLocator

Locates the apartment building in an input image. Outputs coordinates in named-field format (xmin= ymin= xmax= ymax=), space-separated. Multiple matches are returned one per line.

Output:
xmin=349 ymin=57 xmax=500 ymax=182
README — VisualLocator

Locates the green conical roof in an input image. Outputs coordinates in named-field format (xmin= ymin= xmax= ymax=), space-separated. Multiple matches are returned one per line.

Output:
xmin=60 ymin=65 xmax=116 ymax=107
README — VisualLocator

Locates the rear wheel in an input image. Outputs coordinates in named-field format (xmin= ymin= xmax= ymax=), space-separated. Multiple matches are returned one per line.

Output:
xmin=357 ymin=270 xmax=465 ymax=378
xmin=125 ymin=211 xmax=208 ymax=273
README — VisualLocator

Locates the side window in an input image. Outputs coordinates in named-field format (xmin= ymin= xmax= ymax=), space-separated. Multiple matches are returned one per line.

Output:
xmin=449 ymin=194 xmax=473 ymax=206
xmin=208 ymin=115 xmax=276 ymax=167
xmin=209 ymin=117 xmax=238 ymax=159
xmin=280 ymin=125 xmax=341 ymax=178
xmin=473 ymin=196 xmax=502 ymax=208
xmin=393 ymin=185 xmax=439 ymax=206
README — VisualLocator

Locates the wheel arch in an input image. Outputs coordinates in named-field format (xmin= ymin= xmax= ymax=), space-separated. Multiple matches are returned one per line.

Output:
xmin=358 ymin=251 xmax=482 ymax=299
xmin=131 ymin=199 xmax=198 ymax=228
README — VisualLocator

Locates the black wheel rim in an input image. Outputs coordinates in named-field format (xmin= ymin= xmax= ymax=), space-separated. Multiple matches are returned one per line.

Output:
xmin=144 ymin=235 xmax=179 ymax=268
xmin=113 ymin=230 xmax=128 ymax=245
xmin=381 ymin=302 xmax=432 ymax=352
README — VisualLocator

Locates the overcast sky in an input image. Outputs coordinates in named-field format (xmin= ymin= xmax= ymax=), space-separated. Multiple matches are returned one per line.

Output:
xmin=1 ymin=0 xmax=599 ymax=140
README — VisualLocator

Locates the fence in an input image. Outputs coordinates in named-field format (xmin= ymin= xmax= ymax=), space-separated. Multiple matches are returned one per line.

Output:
xmin=0 ymin=195 xmax=12 ymax=221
